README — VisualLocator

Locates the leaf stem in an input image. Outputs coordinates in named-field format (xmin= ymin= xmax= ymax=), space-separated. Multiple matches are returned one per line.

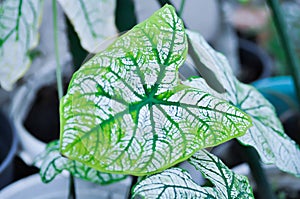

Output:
xmin=157 ymin=0 xmax=171 ymax=7
xmin=52 ymin=0 xmax=63 ymax=100
xmin=179 ymin=0 xmax=186 ymax=17
xmin=266 ymin=0 xmax=300 ymax=108
xmin=68 ymin=174 xmax=76 ymax=199
xmin=53 ymin=1 xmax=75 ymax=198
xmin=128 ymin=176 xmax=138 ymax=199
xmin=241 ymin=145 xmax=276 ymax=199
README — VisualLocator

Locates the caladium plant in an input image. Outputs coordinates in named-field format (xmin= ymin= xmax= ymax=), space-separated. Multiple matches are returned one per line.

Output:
xmin=59 ymin=4 xmax=251 ymax=176
xmin=35 ymin=3 xmax=300 ymax=199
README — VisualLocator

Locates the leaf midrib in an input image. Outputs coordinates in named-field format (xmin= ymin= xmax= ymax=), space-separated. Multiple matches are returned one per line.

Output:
xmin=64 ymin=89 xmax=248 ymax=153
xmin=63 ymin=5 xmax=182 ymax=152
xmin=0 ymin=0 xmax=23 ymax=47
xmin=78 ymin=0 xmax=97 ymax=38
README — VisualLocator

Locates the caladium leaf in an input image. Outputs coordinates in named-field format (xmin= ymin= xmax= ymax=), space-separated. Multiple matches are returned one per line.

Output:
xmin=57 ymin=0 xmax=117 ymax=53
xmin=133 ymin=150 xmax=254 ymax=199
xmin=0 ymin=0 xmax=44 ymax=90
xmin=186 ymin=30 xmax=236 ymax=101
xmin=35 ymin=140 xmax=126 ymax=184
xmin=185 ymin=30 xmax=300 ymax=176
xmin=60 ymin=5 xmax=251 ymax=176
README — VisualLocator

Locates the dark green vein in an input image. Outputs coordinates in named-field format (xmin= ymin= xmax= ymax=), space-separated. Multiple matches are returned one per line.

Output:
xmin=78 ymin=0 xmax=97 ymax=38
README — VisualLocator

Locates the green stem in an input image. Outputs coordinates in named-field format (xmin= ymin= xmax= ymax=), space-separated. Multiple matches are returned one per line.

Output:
xmin=68 ymin=174 xmax=76 ymax=199
xmin=179 ymin=0 xmax=186 ymax=17
xmin=128 ymin=176 xmax=138 ymax=199
xmin=242 ymin=146 xmax=276 ymax=199
xmin=53 ymin=1 xmax=75 ymax=199
xmin=52 ymin=0 xmax=63 ymax=100
xmin=266 ymin=0 xmax=300 ymax=108
xmin=157 ymin=0 xmax=171 ymax=7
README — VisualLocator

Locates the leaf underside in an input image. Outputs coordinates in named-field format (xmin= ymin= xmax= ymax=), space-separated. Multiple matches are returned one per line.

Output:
xmin=133 ymin=150 xmax=254 ymax=199
xmin=57 ymin=0 xmax=117 ymax=53
xmin=0 ymin=0 xmax=43 ymax=90
xmin=185 ymin=30 xmax=300 ymax=176
xmin=60 ymin=5 xmax=251 ymax=176
xmin=35 ymin=140 xmax=126 ymax=184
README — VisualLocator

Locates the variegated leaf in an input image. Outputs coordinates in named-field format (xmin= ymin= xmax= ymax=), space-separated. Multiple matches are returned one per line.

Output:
xmin=57 ymin=0 xmax=117 ymax=53
xmin=0 ymin=0 xmax=44 ymax=90
xmin=185 ymin=30 xmax=300 ymax=176
xmin=35 ymin=140 xmax=126 ymax=184
xmin=133 ymin=150 xmax=254 ymax=199
xmin=60 ymin=5 xmax=251 ymax=176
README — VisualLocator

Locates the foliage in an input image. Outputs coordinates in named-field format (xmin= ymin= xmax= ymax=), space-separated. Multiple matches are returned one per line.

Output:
xmin=4 ymin=1 xmax=300 ymax=198
xmin=265 ymin=1 xmax=300 ymax=75
xmin=35 ymin=140 xmax=126 ymax=184
xmin=0 ymin=0 xmax=44 ymax=90
xmin=0 ymin=0 xmax=117 ymax=90
xmin=133 ymin=150 xmax=254 ymax=199
xmin=186 ymin=30 xmax=300 ymax=176
xmin=59 ymin=5 xmax=251 ymax=176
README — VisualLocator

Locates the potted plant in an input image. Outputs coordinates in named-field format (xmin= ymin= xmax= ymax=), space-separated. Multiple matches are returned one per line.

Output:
xmin=1 ymin=1 xmax=300 ymax=199
xmin=51 ymin=5 xmax=300 ymax=198
xmin=0 ymin=111 xmax=18 ymax=189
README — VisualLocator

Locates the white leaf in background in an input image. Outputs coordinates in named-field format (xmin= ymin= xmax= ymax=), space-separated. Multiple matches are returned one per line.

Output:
xmin=35 ymin=140 xmax=126 ymax=184
xmin=0 ymin=0 xmax=44 ymax=90
xmin=57 ymin=0 xmax=117 ymax=53
xmin=185 ymin=30 xmax=300 ymax=176
xmin=133 ymin=150 xmax=254 ymax=199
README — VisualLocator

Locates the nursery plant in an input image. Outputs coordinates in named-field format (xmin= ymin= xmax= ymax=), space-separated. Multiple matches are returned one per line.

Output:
xmin=0 ymin=0 xmax=117 ymax=91
xmin=33 ymin=4 xmax=300 ymax=199
xmin=2 ymin=0 xmax=300 ymax=198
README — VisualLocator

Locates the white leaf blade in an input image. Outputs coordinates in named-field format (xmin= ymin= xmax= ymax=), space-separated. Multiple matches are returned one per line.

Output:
xmin=133 ymin=168 xmax=215 ymax=199
xmin=35 ymin=140 xmax=126 ymax=184
xmin=189 ymin=150 xmax=254 ymax=199
xmin=57 ymin=0 xmax=117 ymax=53
xmin=185 ymin=30 xmax=300 ymax=176
xmin=236 ymin=83 xmax=300 ymax=175
xmin=60 ymin=5 xmax=251 ymax=176
xmin=0 ymin=0 xmax=44 ymax=90
xmin=133 ymin=150 xmax=254 ymax=199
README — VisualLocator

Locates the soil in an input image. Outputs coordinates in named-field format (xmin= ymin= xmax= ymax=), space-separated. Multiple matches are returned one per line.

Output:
xmin=23 ymin=81 xmax=69 ymax=143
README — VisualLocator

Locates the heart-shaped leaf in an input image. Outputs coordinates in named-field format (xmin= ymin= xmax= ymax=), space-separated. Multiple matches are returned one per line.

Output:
xmin=133 ymin=150 xmax=254 ymax=199
xmin=57 ymin=0 xmax=117 ymax=53
xmin=60 ymin=5 xmax=251 ymax=176
xmin=0 ymin=0 xmax=44 ymax=90
xmin=35 ymin=140 xmax=126 ymax=184
xmin=185 ymin=30 xmax=300 ymax=176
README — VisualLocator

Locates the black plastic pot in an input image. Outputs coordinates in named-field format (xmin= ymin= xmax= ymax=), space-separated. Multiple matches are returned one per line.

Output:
xmin=23 ymin=84 xmax=61 ymax=143
xmin=0 ymin=111 xmax=18 ymax=189
xmin=238 ymin=38 xmax=273 ymax=83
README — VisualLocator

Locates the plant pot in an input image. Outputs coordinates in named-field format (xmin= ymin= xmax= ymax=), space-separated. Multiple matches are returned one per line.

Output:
xmin=0 ymin=173 xmax=132 ymax=199
xmin=0 ymin=111 xmax=18 ymax=189
xmin=7 ymin=0 xmax=72 ymax=167
xmin=233 ymin=163 xmax=300 ymax=199
xmin=253 ymin=76 xmax=300 ymax=144
xmin=9 ymin=66 xmax=72 ymax=166
xmin=238 ymin=38 xmax=273 ymax=83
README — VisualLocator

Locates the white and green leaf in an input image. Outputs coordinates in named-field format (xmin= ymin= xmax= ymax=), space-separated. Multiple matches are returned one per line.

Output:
xmin=57 ymin=0 xmax=117 ymax=53
xmin=133 ymin=150 xmax=254 ymax=199
xmin=234 ymin=83 xmax=300 ymax=175
xmin=60 ymin=5 xmax=251 ymax=176
xmin=35 ymin=140 xmax=126 ymax=184
xmin=186 ymin=30 xmax=300 ymax=176
xmin=0 ymin=0 xmax=44 ymax=90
